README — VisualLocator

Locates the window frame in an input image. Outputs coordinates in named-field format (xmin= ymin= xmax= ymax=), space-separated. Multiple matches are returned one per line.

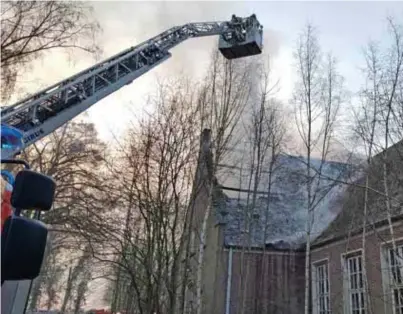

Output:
xmin=341 ymin=249 xmax=368 ymax=314
xmin=312 ymin=258 xmax=331 ymax=314
xmin=380 ymin=238 xmax=403 ymax=314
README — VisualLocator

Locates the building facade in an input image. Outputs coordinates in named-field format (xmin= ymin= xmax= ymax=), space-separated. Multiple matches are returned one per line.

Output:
xmin=187 ymin=130 xmax=402 ymax=314
xmin=310 ymin=141 xmax=403 ymax=314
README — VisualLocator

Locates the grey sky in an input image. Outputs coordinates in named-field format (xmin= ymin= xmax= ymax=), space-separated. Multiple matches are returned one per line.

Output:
xmin=16 ymin=1 xmax=403 ymax=143
xmin=90 ymin=0 xmax=403 ymax=86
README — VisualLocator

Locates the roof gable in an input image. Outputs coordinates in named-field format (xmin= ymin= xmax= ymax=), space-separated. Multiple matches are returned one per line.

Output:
xmin=314 ymin=141 xmax=403 ymax=244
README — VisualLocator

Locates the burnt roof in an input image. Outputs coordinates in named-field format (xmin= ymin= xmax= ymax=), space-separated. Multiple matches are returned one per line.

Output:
xmin=214 ymin=153 xmax=355 ymax=249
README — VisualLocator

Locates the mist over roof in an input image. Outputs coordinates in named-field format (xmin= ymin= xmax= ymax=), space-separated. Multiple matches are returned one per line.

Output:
xmin=214 ymin=153 xmax=355 ymax=249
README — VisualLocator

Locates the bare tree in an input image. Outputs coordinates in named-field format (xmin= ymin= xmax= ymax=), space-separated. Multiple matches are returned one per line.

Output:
xmin=235 ymin=56 xmax=287 ymax=314
xmin=82 ymin=77 xmax=201 ymax=314
xmin=97 ymin=53 xmax=253 ymax=314
xmin=73 ymin=265 xmax=92 ymax=314
xmin=28 ymin=231 xmax=66 ymax=310
xmin=253 ymin=76 xmax=287 ymax=313
xmin=198 ymin=49 xmax=254 ymax=166
xmin=377 ymin=18 xmax=403 ymax=253
xmin=20 ymin=122 xmax=107 ymax=226
xmin=60 ymin=245 xmax=92 ymax=314
xmin=191 ymin=50 xmax=254 ymax=314
xmin=353 ymin=16 xmax=403 ymax=312
xmin=291 ymin=23 xmax=344 ymax=314
xmin=38 ymin=239 xmax=64 ymax=310
xmin=21 ymin=121 xmax=108 ymax=310
xmin=352 ymin=38 xmax=384 ymax=313
xmin=1 ymin=0 xmax=101 ymax=101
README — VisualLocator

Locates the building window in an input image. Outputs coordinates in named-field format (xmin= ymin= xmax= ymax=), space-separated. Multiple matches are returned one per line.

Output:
xmin=313 ymin=261 xmax=331 ymax=314
xmin=343 ymin=253 xmax=367 ymax=314
xmin=385 ymin=244 xmax=403 ymax=314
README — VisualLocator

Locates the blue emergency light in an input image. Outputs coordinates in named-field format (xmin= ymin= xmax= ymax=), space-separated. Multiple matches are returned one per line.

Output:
xmin=1 ymin=124 xmax=23 ymax=154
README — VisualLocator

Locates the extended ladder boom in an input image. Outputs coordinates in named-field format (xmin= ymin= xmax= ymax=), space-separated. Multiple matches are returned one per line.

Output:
xmin=1 ymin=14 xmax=263 ymax=159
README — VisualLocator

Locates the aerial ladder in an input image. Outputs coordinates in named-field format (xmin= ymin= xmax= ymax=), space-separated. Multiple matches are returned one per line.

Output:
xmin=1 ymin=14 xmax=263 ymax=159
xmin=1 ymin=14 xmax=263 ymax=314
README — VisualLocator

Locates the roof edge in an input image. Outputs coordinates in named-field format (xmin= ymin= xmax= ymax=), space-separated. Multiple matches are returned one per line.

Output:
xmin=311 ymin=213 xmax=403 ymax=250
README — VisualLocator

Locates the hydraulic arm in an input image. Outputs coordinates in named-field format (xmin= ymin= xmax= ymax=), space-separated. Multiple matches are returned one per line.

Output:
xmin=1 ymin=14 xmax=263 ymax=159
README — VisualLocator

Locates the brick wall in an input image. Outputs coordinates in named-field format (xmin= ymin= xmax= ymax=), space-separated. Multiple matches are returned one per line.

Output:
xmin=223 ymin=249 xmax=305 ymax=314
xmin=311 ymin=221 xmax=403 ymax=314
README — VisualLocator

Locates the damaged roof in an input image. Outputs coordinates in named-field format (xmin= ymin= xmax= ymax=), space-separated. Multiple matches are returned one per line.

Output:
xmin=214 ymin=153 xmax=355 ymax=249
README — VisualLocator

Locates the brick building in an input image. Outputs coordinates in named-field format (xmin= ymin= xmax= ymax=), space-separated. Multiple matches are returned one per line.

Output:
xmin=310 ymin=141 xmax=403 ymax=314
xmin=185 ymin=130 xmax=403 ymax=314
